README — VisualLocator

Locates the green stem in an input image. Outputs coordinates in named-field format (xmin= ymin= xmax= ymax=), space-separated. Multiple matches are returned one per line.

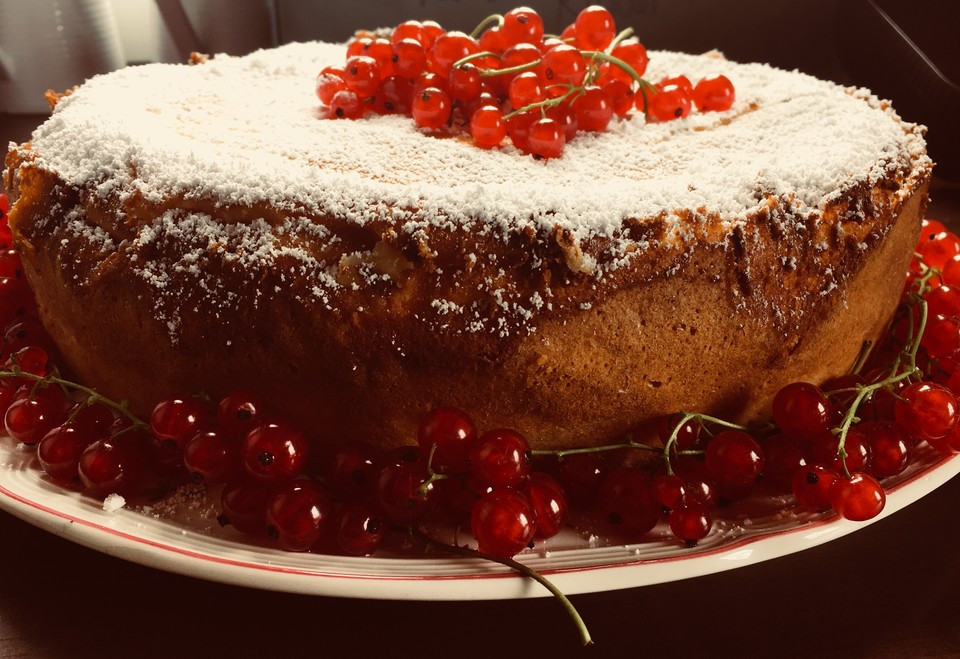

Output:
xmin=469 ymin=13 xmax=504 ymax=39
xmin=419 ymin=443 xmax=450 ymax=496
xmin=452 ymin=51 xmax=500 ymax=69
xmin=502 ymin=86 xmax=576 ymax=120
xmin=478 ymin=59 xmax=540 ymax=78
xmin=413 ymin=527 xmax=593 ymax=646
xmin=605 ymin=27 xmax=634 ymax=54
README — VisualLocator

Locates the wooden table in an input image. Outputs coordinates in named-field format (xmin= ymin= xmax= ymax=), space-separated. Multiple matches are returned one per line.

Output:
xmin=3 ymin=112 xmax=960 ymax=658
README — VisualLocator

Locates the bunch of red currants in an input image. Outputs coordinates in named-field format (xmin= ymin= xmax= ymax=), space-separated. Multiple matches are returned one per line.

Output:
xmin=314 ymin=5 xmax=735 ymax=159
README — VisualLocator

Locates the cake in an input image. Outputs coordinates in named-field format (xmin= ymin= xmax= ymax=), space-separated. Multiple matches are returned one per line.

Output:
xmin=1 ymin=41 xmax=932 ymax=451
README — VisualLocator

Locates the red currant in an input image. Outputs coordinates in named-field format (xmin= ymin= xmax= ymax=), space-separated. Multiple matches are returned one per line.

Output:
xmin=830 ymin=472 xmax=885 ymax=521
xmin=594 ymin=467 xmax=659 ymax=539
xmin=2 ymin=317 xmax=55 ymax=360
xmin=918 ymin=231 xmax=960 ymax=270
xmin=649 ymin=84 xmax=692 ymax=121
xmin=526 ymin=472 xmax=568 ymax=539
xmin=37 ymin=423 xmax=94 ymax=481
xmin=772 ymin=382 xmax=834 ymax=440
xmin=376 ymin=461 xmax=436 ymax=524
xmin=792 ymin=464 xmax=839 ymax=511
xmin=574 ymin=5 xmax=616 ymax=50
xmin=810 ymin=427 xmax=871 ymax=474
xmin=608 ymin=38 xmax=649 ymax=80
xmin=323 ymin=440 xmax=380 ymax=501
xmin=652 ymin=474 xmax=689 ymax=510
xmin=759 ymin=434 xmax=807 ymax=494
xmin=219 ymin=481 xmax=273 ymax=535
xmin=420 ymin=21 xmax=445 ymax=49
xmin=573 ymin=86 xmax=613 ymax=131
xmin=417 ymin=405 xmax=476 ymax=474
xmin=471 ymin=488 xmax=536 ymax=558
xmin=669 ymin=502 xmax=712 ymax=544
xmin=216 ymin=389 xmax=263 ymax=439
xmin=705 ymin=430 xmax=764 ymax=486
xmin=183 ymin=429 xmax=238 ymax=483
xmin=0 ymin=249 xmax=23 ymax=280
xmin=508 ymin=71 xmax=545 ymax=110
xmin=265 ymin=480 xmax=334 ymax=552
xmin=469 ymin=428 xmax=531 ymax=488
xmin=555 ymin=453 xmax=608 ymax=505
xmin=5 ymin=395 xmax=63 ymax=445
xmin=392 ymin=39 xmax=427 ymax=79
xmin=860 ymin=421 xmax=911 ymax=478
xmin=546 ymin=104 xmax=579 ymax=141
xmin=392 ymin=20 xmax=425 ymax=45
xmin=376 ymin=76 xmax=414 ymax=114
xmin=78 ymin=437 xmax=145 ymax=497
xmin=240 ymin=420 xmax=309 ymax=484
xmin=316 ymin=69 xmax=346 ymax=105
xmin=329 ymin=89 xmax=363 ymax=119
xmin=542 ymin=44 xmax=586 ymax=86
xmin=692 ymin=74 xmax=735 ymax=112
xmin=447 ymin=64 xmax=482 ymax=102
xmin=502 ymin=7 xmax=544 ymax=46
xmin=335 ymin=501 xmax=384 ymax=556
xmin=894 ymin=381 xmax=958 ymax=442
xmin=527 ymin=117 xmax=565 ymax=159
xmin=470 ymin=105 xmax=507 ymax=149
xmin=429 ymin=31 xmax=478 ymax=77
xmin=411 ymin=87 xmax=452 ymax=129
xmin=343 ymin=56 xmax=381 ymax=98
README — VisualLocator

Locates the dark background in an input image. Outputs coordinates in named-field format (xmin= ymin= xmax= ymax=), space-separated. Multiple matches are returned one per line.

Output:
xmin=2 ymin=1 xmax=960 ymax=657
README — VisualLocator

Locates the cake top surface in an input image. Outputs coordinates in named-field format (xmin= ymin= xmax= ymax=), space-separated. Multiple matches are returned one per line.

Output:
xmin=18 ymin=41 xmax=929 ymax=244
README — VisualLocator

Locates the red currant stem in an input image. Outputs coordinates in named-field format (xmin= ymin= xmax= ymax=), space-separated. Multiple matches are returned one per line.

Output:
xmin=502 ymin=85 xmax=577 ymax=121
xmin=662 ymin=412 xmax=751 ymax=475
xmin=469 ymin=13 xmax=504 ymax=39
xmin=834 ymin=368 xmax=919 ymax=478
xmin=477 ymin=59 xmax=540 ymax=78
xmin=850 ymin=339 xmax=872 ymax=375
xmin=532 ymin=439 xmax=661 ymax=459
xmin=452 ymin=51 xmax=500 ymax=69
xmin=418 ymin=443 xmax=449 ymax=497
xmin=580 ymin=50 xmax=654 ymax=118
xmin=413 ymin=526 xmax=593 ymax=646
xmin=0 ymin=370 xmax=147 ymax=428
xmin=605 ymin=27 xmax=635 ymax=54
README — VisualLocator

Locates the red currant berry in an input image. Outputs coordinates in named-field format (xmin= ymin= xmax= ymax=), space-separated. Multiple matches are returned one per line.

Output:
xmin=792 ymin=464 xmax=839 ymax=511
xmin=505 ymin=110 xmax=538 ymax=152
xmin=329 ymin=89 xmax=363 ymax=119
xmin=4 ymin=345 xmax=49 ymax=384
xmin=574 ymin=5 xmax=616 ymax=50
xmin=265 ymin=480 xmax=334 ymax=552
xmin=470 ymin=105 xmax=507 ymax=149
xmin=5 ymin=395 xmax=63 ymax=445
xmin=448 ymin=64 xmax=482 ymax=102
xmin=0 ymin=277 xmax=35 ymax=327
xmin=216 ymin=389 xmax=263 ymax=439
xmin=918 ymin=231 xmax=960 ymax=270
xmin=240 ymin=420 xmax=309 ymax=484
xmin=502 ymin=7 xmax=544 ymax=46
xmin=362 ymin=38 xmax=394 ymax=79
xmin=829 ymin=472 xmax=885 ymax=521
xmin=925 ymin=285 xmax=960 ymax=318
xmin=316 ymin=70 xmax=346 ymax=105
xmin=417 ymin=405 xmax=476 ymax=474
xmin=183 ymin=429 xmax=239 ymax=483
xmin=500 ymin=43 xmax=541 ymax=82
xmin=705 ymin=430 xmax=764 ymax=486
xmin=323 ymin=440 xmax=380 ymax=501
xmin=772 ymin=382 xmax=834 ymax=440
xmin=219 ymin=481 xmax=273 ymax=535
xmin=412 ymin=87 xmax=452 ymax=129
xmin=2 ymin=317 xmax=55 ymax=360
xmin=669 ymin=502 xmax=712 ymax=545
xmin=608 ymin=38 xmax=649 ymax=80
xmin=860 ymin=421 xmax=911 ymax=478
xmin=692 ymin=74 xmax=735 ymax=112
xmin=375 ymin=76 xmax=414 ymax=114
xmin=919 ymin=218 xmax=948 ymax=243
xmin=759 ymin=434 xmax=807 ymax=494
xmin=469 ymin=428 xmax=531 ymax=489
xmin=572 ymin=86 xmax=613 ymax=131
xmin=68 ymin=401 xmax=115 ymax=437
xmin=546 ymin=104 xmax=579 ymax=141
xmin=894 ymin=381 xmax=959 ymax=442
xmin=78 ymin=437 xmax=145 ymax=497
xmin=921 ymin=314 xmax=960 ymax=360
xmin=335 ymin=501 xmax=384 ymax=556
xmin=376 ymin=460 xmax=436 ymax=524
xmin=508 ymin=71 xmax=545 ymax=110
xmin=392 ymin=38 xmax=427 ymax=79
xmin=526 ymin=472 xmax=568 ymax=539
xmin=542 ymin=44 xmax=586 ymax=86
xmin=555 ymin=453 xmax=608 ymax=505
xmin=810 ymin=427 xmax=871 ymax=474
xmin=343 ymin=56 xmax=381 ymax=98
xmin=0 ymin=249 xmax=23 ymax=279
xmin=652 ymin=474 xmax=689 ymax=510
xmin=429 ymin=31 xmax=479 ymax=77
xmin=150 ymin=395 xmax=207 ymax=449
xmin=346 ymin=37 xmax=371 ymax=59
xmin=420 ymin=21 xmax=445 ymax=49
xmin=479 ymin=25 xmax=507 ymax=54
xmin=392 ymin=20 xmax=425 ymax=44
xmin=471 ymin=488 xmax=537 ymax=558
xmin=38 ymin=423 xmax=94 ymax=482
xmin=527 ymin=117 xmax=565 ymax=159
xmin=594 ymin=467 xmax=660 ymax=539
xmin=657 ymin=413 xmax=702 ymax=450
xmin=943 ymin=255 xmax=960 ymax=287
xmin=649 ymin=84 xmax=692 ymax=121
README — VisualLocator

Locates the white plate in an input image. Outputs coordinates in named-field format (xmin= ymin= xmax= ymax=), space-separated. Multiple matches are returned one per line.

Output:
xmin=0 ymin=439 xmax=957 ymax=600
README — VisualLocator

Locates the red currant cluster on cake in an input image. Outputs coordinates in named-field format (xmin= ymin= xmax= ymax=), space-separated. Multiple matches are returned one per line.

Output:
xmin=314 ymin=5 xmax=735 ymax=159
xmin=1 ymin=188 xmax=958 ymax=567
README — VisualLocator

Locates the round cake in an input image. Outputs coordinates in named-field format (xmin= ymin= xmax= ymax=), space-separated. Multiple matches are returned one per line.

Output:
xmin=2 ymin=41 xmax=932 ymax=450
